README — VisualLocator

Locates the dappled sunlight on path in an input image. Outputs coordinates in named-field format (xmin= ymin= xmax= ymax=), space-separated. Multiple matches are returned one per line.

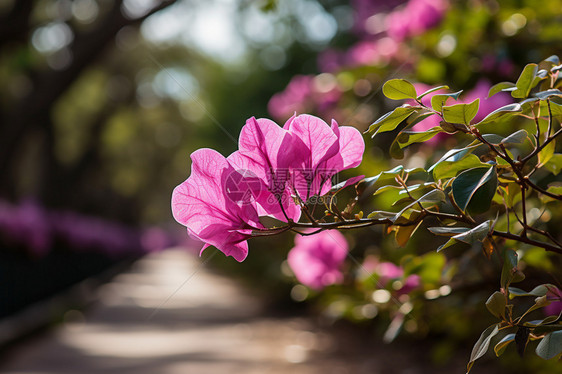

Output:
xmin=0 ymin=249 xmax=499 ymax=374
xmin=0 ymin=249 xmax=348 ymax=374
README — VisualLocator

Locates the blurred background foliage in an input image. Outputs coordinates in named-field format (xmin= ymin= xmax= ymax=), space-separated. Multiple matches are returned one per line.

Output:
xmin=1 ymin=0 xmax=562 ymax=371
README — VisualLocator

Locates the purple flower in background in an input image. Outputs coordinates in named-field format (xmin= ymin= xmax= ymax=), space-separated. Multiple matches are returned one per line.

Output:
xmin=361 ymin=256 xmax=421 ymax=295
xmin=171 ymin=148 xmax=264 ymax=262
xmin=545 ymin=286 xmax=562 ymax=316
xmin=351 ymin=0 xmax=408 ymax=36
xmin=0 ymin=199 xmax=156 ymax=257
xmin=268 ymin=75 xmax=342 ymax=121
xmin=387 ymin=0 xmax=448 ymax=41
xmin=288 ymin=230 xmax=348 ymax=290
xmin=0 ymin=200 xmax=51 ymax=256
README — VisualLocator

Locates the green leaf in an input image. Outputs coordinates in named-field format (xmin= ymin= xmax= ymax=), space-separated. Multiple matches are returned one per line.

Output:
xmin=544 ymin=154 xmax=562 ymax=175
xmin=536 ymin=331 xmax=562 ymax=360
xmin=430 ymin=90 xmax=463 ymax=112
xmin=363 ymin=166 xmax=403 ymax=190
xmin=486 ymin=291 xmax=507 ymax=319
xmin=394 ymin=189 xmax=446 ymax=222
xmin=501 ymin=249 xmax=518 ymax=290
xmin=368 ymin=106 xmax=416 ymax=135
xmin=367 ymin=106 xmax=416 ymax=136
xmin=544 ymin=184 xmax=562 ymax=202
xmin=512 ymin=63 xmax=538 ymax=98
xmin=396 ymin=127 xmax=444 ymax=149
xmin=383 ymin=79 xmax=417 ymax=100
xmin=452 ymin=220 xmax=491 ymax=245
xmin=436 ymin=221 xmax=491 ymax=252
xmin=443 ymin=98 xmax=480 ymax=125
xmin=428 ymin=145 xmax=479 ymax=173
xmin=539 ymin=139 xmax=556 ymax=166
xmin=427 ymin=226 xmax=470 ymax=236
xmin=509 ymin=284 xmax=553 ymax=298
xmin=467 ymin=324 xmax=500 ymax=373
xmin=501 ymin=129 xmax=529 ymax=145
xmin=540 ymin=100 xmax=562 ymax=117
xmin=367 ymin=210 xmax=397 ymax=220
xmin=374 ymin=184 xmax=402 ymax=196
xmin=476 ymin=103 xmax=522 ymax=125
xmin=395 ymin=221 xmax=423 ymax=247
xmin=488 ymin=82 xmax=516 ymax=97
xmin=534 ymin=89 xmax=562 ymax=100
xmin=416 ymin=85 xmax=449 ymax=100
xmin=494 ymin=334 xmax=516 ymax=357
xmin=452 ymin=166 xmax=497 ymax=214
xmin=544 ymin=55 xmax=560 ymax=66
xmin=432 ymin=154 xmax=485 ymax=180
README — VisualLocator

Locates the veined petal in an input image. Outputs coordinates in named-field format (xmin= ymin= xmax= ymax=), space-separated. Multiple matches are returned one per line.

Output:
xmin=335 ymin=125 xmax=365 ymax=170
xmin=284 ymin=114 xmax=340 ymax=169
xmin=171 ymin=148 xmax=260 ymax=261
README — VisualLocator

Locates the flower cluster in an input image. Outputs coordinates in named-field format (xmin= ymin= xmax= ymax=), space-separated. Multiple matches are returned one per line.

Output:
xmin=171 ymin=114 xmax=365 ymax=261
xmin=287 ymin=230 xmax=348 ymax=290
xmin=268 ymin=75 xmax=342 ymax=122
xmin=318 ymin=0 xmax=448 ymax=72
xmin=0 ymin=199 xmax=168 ymax=257
xmin=362 ymin=256 xmax=421 ymax=296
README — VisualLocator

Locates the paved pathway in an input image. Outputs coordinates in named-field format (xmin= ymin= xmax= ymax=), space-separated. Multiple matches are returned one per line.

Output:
xmin=0 ymin=249 xmax=496 ymax=374
xmin=0 ymin=249 xmax=358 ymax=374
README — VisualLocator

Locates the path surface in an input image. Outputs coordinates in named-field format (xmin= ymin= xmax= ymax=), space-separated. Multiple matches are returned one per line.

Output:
xmin=0 ymin=249 xmax=494 ymax=374
xmin=0 ymin=249 xmax=357 ymax=374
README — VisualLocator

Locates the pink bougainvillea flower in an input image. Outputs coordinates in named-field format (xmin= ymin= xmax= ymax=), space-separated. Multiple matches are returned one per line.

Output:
xmin=267 ymin=75 xmax=342 ymax=121
xmin=545 ymin=286 xmax=562 ymax=316
xmin=361 ymin=257 xmax=420 ymax=295
xmin=288 ymin=230 xmax=349 ymax=290
xmin=171 ymin=148 xmax=263 ymax=262
xmin=284 ymin=114 xmax=365 ymax=200
xmin=228 ymin=116 xmax=308 ymax=222
xmin=386 ymin=0 xmax=448 ymax=41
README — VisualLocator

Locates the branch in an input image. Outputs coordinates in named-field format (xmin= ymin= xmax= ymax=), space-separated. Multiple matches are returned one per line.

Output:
xmin=492 ymin=230 xmax=562 ymax=255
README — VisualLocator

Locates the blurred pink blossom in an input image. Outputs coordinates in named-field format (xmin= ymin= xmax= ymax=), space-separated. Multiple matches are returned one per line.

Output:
xmin=0 ymin=199 xmax=164 ymax=257
xmin=387 ymin=0 xmax=448 ymax=41
xmin=288 ymin=230 xmax=348 ymax=290
xmin=268 ymin=75 xmax=341 ymax=121
xmin=361 ymin=256 xmax=421 ymax=295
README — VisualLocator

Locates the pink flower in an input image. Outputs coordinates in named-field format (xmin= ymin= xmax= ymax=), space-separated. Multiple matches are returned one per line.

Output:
xmin=228 ymin=117 xmax=307 ymax=222
xmin=283 ymin=115 xmax=365 ymax=200
xmin=171 ymin=148 xmax=264 ymax=262
xmin=387 ymin=0 xmax=448 ymax=41
xmin=267 ymin=75 xmax=342 ymax=121
xmin=361 ymin=257 xmax=421 ymax=295
xmin=288 ymin=230 xmax=349 ymax=290
xmin=545 ymin=286 xmax=562 ymax=316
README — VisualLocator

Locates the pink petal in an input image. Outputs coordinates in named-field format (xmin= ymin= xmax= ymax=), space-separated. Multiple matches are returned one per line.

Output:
xmin=284 ymin=114 xmax=340 ymax=169
xmin=171 ymin=148 xmax=261 ymax=261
